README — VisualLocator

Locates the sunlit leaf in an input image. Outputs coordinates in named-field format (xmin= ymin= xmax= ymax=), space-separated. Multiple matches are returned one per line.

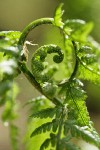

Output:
xmin=71 ymin=124 xmax=100 ymax=149
xmin=64 ymin=19 xmax=93 ymax=41
xmin=0 ymin=31 xmax=21 ymax=46
xmin=54 ymin=3 xmax=64 ymax=28
xmin=77 ymin=45 xmax=100 ymax=84
xmin=30 ymin=119 xmax=59 ymax=137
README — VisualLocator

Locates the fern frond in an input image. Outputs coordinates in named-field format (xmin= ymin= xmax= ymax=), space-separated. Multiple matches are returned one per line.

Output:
xmin=77 ymin=59 xmax=100 ymax=84
xmin=71 ymin=124 xmax=100 ymax=149
xmin=63 ymin=79 xmax=90 ymax=126
xmin=30 ymin=106 xmax=62 ymax=119
xmin=68 ymin=98 xmax=90 ymax=126
xmin=30 ymin=107 xmax=56 ymax=119
xmin=50 ymin=133 xmax=56 ymax=147
xmin=64 ymin=20 xmax=93 ymax=42
xmin=40 ymin=138 xmax=51 ymax=150
xmin=30 ymin=122 xmax=52 ymax=137
xmin=77 ymin=45 xmax=100 ymax=84
xmin=40 ymin=133 xmax=57 ymax=150
xmin=30 ymin=119 xmax=59 ymax=137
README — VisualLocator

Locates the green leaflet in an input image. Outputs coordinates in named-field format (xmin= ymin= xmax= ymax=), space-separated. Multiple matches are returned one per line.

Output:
xmin=68 ymin=99 xmax=90 ymax=126
xmin=77 ymin=45 xmax=100 ymax=84
xmin=54 ymin=3 xmax=64 ymax=28
xmin=64 ymin=120 xmax=100 ymax=149
xmin=64 ymin=20 xmax=93 ymax=42
xmin=40 ymin=135 xmax=56 ymax=150
xmin=66 ymin=85 xmax=90 ymax=126
xmin=40 ymin=138 xmax=51 ymax=150
xmin=30 ymin=107 xmax=56 ymax=119
xmin=30 ymin=119 xmax=59 ymax=137
xmin=77 ymin=61 xmax=100 ymax=84
xmin=71 ymin=124 xmax=100 ymax=149
xmin=59 ymin=79 xmax=90 ymax=126
xmin=0 ymin=31 xmax=21 ymax=46
xmin=24 ymin=96 xmax=52 ymax=150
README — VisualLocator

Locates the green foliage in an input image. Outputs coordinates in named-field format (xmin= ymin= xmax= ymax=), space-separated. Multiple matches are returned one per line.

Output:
xmin=64 ymin=20 xmax=93 ymax=42
xmin=54 ymin=3 xmax=64 ymax=28
xmin=40 ymin=138 xmax=51 ymax=150
xmin=0 ymin=31 xmax=20 ymax=150
xmin=30 ymin=107 xmax=56 ymax=119
xmin=31 ymin=119 xmax=58 ymax=137
xmin=70 ymin=124 xmax=100 ymax=148
xmin=61 ymin=79 xmax=90 ymax=126
xmin=9 ymin=124 xmax=19 ymax=150
xmin=0 ymin=3 xmax=100 ymax=150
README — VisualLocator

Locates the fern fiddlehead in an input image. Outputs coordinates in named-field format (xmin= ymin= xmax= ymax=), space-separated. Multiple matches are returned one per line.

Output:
xmin=31 ymin=44 xmax=64 ymax=99
xmin=18 ymin=16 xmax=65 ymax=106
xmin=31 ymin=44 xmax=64 ymax=83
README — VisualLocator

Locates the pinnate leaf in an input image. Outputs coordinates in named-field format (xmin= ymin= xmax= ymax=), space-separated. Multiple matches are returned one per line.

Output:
xmin=30 ymin=107 xmax=56 ymax=119
xmin=71 ymin=124 xmax=100 ymax=149
xmin=30 ymin=119 xmax=59 ymax=137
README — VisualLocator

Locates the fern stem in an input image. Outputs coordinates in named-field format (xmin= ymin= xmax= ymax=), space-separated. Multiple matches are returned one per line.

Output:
xmin=18 ymin=18 xmax=54 ymax=46
xmin=70 ymin=41 xmax=79 ymax=80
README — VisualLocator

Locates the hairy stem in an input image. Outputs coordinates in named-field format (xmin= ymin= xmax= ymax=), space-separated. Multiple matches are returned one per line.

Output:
xmin=69 ymin=41 xmax=79 ymax=80
xmin=18 ymin=18 xmax=54 ymax=46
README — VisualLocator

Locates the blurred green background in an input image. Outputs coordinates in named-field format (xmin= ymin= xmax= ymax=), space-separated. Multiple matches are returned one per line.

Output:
xmin=0 ymin=0 xmax=100 ymax=150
